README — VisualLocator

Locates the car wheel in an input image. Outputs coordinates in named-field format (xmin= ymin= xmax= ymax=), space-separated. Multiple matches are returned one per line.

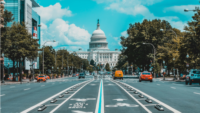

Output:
xmin=185 ymin=80 xmax=188 ymax=85
xmin=113 ymin=77 xmax=115 ymax=80
xmin=189 ymin=79 xmax=192 ymax=85
xmin=150 ymin=80 xmax=152 ymax=82
xmin=139 ymin=80 xmax=141 ymax=82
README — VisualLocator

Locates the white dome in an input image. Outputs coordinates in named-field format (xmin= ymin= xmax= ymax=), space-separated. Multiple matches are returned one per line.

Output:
xmin=88 ymin=20 xmax=109 ymax=51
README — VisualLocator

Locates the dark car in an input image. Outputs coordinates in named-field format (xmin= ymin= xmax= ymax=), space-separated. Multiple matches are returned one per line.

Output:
xmin=79 ymin=73 xmax=85 ymax=79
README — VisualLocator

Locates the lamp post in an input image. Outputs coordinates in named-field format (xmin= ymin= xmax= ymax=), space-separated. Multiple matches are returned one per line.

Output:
xmin=1 ymin=53 xmax=4 ymax=83
xmin=173 ymin=58 xmax=176 ymax=80
xmin=143 ymin=42 xmax=156 ymax=78
xmin=186 ymin=54 xmax=189 ymax=73
xmin=43 ymin=40 xmax=56 ymax=74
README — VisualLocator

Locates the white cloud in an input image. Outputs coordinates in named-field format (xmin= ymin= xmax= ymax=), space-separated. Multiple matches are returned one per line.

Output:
xmin=41 ymin=23 xmax=47 ymax=29
xmin=121 ymin=31 xmax=128 ymax=37
xmin=41 ymin=18 xmax=91 ymax=48
xmin=34 ymin=3 xmax=72 ymax=23
xmin=95 ymin=0 xmax=187 ymax=31
xmin=164 ymin=5 xmax=198 ymax=16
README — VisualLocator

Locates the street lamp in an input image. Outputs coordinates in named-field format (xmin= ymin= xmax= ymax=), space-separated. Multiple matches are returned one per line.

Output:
xmin=173 ymin=58 xmax=176 ymax=80
xmin=43 ymin=40 xmax=56 ymax=74
xmin=143 ymin=42 xmax=156 ymax=78
xmin=186 ymin=53 xmax=189 ymax=72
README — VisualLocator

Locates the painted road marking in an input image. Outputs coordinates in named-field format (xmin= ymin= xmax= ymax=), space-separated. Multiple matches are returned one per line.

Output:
xmin=105 ymin=103 xmax=139 ymax=107
xmin=21 ymin=80 xmax=91 ymax=113
xmin=0 ymin=94 xmax=5 ymax=96
xmin=49 ymin=80 xmax=93 ymax=113
xmin=137 ymin=99 xmax=146 ymax=100
xmin=171 ymin=87 xmax=176 ymax=89
xmin=90 ymin=84 xmax=96 ymax=86
xmin=144 ymin=104 xmax=157 ymax=106
xmin=72 ymin=110 xmax=93 ymax=113
xmin=112 ymin=80 xmax=151 ymax=113
xmin=46 ymin=104 xmax=59 ymax=106
xmin=157 ymin=84 xmax=160 ymax=85
xmin=24 ymin=88 xmax=30 ymax=90
xmin=10 ymin=86 xmax=15 ymax=88
xmin=113 ymin=99 xmax=127 ymax=101
xmin=70 ymin=98 xmax=96 ymax=101
xmin=194 ymin=92 xmax=200 ymax=95
xmin=41 ymin=85 xmax=45 ymax=87
xmin=118 ymin=81 xmax=181 ymax=113
xmin=95 ymin=79 xmax=104 ymax=113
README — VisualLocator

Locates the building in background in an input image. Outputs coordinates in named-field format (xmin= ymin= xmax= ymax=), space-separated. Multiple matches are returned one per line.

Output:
xmin=75 ymin=20 xmax=121 ymax=69
xmin=4 ymin=0 xmax=41 ymax=75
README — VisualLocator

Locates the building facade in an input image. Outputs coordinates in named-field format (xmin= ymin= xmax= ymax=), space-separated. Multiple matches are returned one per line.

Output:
xmin=4 ymin=0 xmax=40 ymax=71
xmin=0 ymin=0 xmax=5 ymax=28
xmin=75 ymin=20 xmax=121 ymax=69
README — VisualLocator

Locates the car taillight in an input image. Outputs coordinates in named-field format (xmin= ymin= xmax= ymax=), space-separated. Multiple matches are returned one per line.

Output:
xmin=191 ymin=74 xmax=194 ymax=76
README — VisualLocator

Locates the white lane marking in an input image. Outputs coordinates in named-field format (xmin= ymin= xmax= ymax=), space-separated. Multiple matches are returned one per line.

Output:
xmin=119 ymin=81 xmax=181 ymax=113
xmin=0 ymin=94 xmax=5 ymax=96
xmin=10 ymin=86 xmax=15 ymax=88
xmin=90 ymin=84 xmax=96 ymax=86
xmin=171 ymin=87 xmax=176 ymax=89
xmin=21 ymin=80 xmax=91 ymax=113
xmin=113 ymin=99 xmax=127 ymax=101
xmin=72 ymin=110 xmax=93 ymax=113
xmin=111 ymin=80 xmax=152 ymax=113
xmin=105 ymin=103 xmax=139 ymax=107
xmin=26 ymin=84 xmax=30 ymax=86
xmin=194 ymin=92 xmax=200 ymax=95
xmin=46 ymin=104 xmax=59 ymax=106
xmin=157 ymin=84 xmax=160 ymax=85
xmin=102 ymin=79 xmax=104 ymax=113
xmin=144 ymin=104 xmax=157 ymax=106
xmin=41 ymin=85 xmax=45 ymax=87
xmin=95 ymin=79 xmax=104 ymax=113
xmin=70 ymin=98 xmax=96 ymax=101
xmin=137 ymin=99 xmax=146 ymax=100
xmin=49 ymin=81 xmax=93 ymax=113
xmin=24 ymin=88 xmax=30 ymax=90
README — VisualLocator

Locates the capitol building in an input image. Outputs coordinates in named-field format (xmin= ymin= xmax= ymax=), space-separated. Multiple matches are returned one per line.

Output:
xmin=75 ymin=20 xmax=121 ymax=69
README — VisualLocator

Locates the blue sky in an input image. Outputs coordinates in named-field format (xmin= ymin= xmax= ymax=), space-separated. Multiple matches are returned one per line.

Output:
xmin=34 ymin=0 xmax=199 ymax=51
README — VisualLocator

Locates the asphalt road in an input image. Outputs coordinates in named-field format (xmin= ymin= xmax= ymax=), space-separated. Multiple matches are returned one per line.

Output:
xmin=1 ymin=75 xmax=200 ymax=113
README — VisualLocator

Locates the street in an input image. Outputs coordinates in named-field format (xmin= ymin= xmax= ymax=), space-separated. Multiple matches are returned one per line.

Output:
xmin=1 ymin=75 xmax=200 ymax=113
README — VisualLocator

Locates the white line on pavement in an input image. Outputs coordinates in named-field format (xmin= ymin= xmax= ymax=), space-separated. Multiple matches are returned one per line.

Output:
xmin=46 ymin=104 xmax=59 ymax=106
xmin=157 ymin=84 xmax=160 ymax=85
xmin=49 ymin=80 xmax=93 ymax=113
xmin=0 ymin=94 xmax=5 ymax=96
xmin=10 ymin=86 xmax=15 ymax=88
xmin=111 ymin=80 xmax=152 ymax=113
xmin=119 ymin=81 xmax=181 ymax=113
xmin=24 ymin=88 xmax=30 ymax=90
xmin=144 ymin=104 xmax=157 ymax=106
xmin=171 ymin=87 xmax=176 ymax=89
xmin=194 ymin=92 xmax=200 ymax=95
xmin=41 ymin=85 xmax=45 ymax=87
xmin=21 ymin=80 xmax=91 ymax=113
xmin=137 ymin=98 xmax=146 ymax=100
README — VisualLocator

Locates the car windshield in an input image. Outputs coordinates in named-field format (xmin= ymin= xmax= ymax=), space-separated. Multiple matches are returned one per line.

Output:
xmin=142 ymin=73 xmax=151 ymax=75
xmin=39 ymin=76 xmax=44 ymax=77
xmin=193 ymin=71 xmax=200 ymax=74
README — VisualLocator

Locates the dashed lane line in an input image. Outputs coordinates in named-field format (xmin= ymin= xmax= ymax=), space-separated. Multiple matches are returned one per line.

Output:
xmin=117 ymin=81 xmax=181 ymax=113
xmin=194 ymin=92 xmax=200 ymax=95
xmin=21 ymin=80 xmax=91 ymax=113
xmin=24 ymin=88 xmax=30 ymax=91
xmin=41 ymin=85 xmax=45 ymax=87
xmin=171 ymin=87 xmax=176 ymax=89
xmin=49 ymin=80 xmax=93 ymax=113
xmin=10 ymin=86 xmax=15 ymax=88
xmin=144 ymin=104 xmax=157 ymax=106
xmin=0 ymin=94 xmax=5 ymax=96
xmin=157 ymin=84 xmax=160 ymax=85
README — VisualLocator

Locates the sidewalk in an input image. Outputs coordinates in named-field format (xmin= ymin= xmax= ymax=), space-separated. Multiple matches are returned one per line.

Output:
xmin=155 ymin=77 xmax=185 ymax=82
xmin=1 ymin=75 xmax=72 ymax=85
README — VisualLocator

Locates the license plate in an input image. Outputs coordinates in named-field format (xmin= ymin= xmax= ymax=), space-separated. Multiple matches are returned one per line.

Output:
xmin=119 ymin=74 xmax=121 ymax=76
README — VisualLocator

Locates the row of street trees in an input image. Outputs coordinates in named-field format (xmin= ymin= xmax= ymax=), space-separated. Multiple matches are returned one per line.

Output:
xmin=1 ymin=10 xmax=39 ymax=81
xmin=37 ymin=46 xmax=90 ymax=75
xmin=116 ymin=7 xmax=200 ymax=77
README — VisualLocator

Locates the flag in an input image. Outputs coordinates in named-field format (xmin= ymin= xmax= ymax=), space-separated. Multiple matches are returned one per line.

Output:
xmin=32 ymin=26 xmax=37 ymax=39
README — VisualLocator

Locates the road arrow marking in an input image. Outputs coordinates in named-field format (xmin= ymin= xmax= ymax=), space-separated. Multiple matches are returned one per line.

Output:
xmin=171 ymin=87 xmax=176 ymax=89
xmin=113 ymin=99 xmax=127 ymax=101
xmin=194 ymin=92 xmax=200 ymax=95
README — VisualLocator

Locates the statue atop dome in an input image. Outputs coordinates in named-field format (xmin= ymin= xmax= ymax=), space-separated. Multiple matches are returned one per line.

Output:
xmin=97 ymin=19 xmax=99 ymax=24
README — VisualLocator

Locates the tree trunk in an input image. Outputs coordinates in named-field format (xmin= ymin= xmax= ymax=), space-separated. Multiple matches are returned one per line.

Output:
xmin=12 ymin=60 xmax=15 ymax=81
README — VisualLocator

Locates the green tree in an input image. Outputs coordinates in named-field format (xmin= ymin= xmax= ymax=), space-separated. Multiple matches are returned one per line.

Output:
xmin=90 ymin=59 xmax=95 ymax=66
xmin=105 ymin=63 xmax=111 ymax=71
xmin=2 ymin=10 xmax=14 ymax=27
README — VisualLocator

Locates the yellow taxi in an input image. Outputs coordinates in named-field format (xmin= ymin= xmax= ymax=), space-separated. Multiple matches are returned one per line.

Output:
xmin=113 ymin=70 xmax=123 ymax=80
